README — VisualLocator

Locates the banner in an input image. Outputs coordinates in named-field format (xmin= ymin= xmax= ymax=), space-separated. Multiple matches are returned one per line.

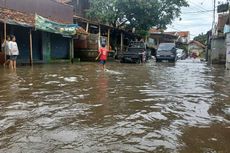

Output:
xmin=35 ymin=14 xmax=79 ymax=36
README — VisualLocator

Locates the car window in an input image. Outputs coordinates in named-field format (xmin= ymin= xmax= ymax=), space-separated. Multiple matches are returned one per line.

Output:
xmin=177 ymin=49 xmax=183 ymax=54
xmin=158 ymin=43 xmax=175 ymax=51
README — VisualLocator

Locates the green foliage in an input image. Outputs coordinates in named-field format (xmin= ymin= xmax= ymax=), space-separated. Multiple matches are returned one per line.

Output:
xmin=193 ymin=33 xmax=207 ymax=45
xmin=87 ymin=0 xmax=122 ymax=27
xmin=87 ymin=0 xmax=189 ymax=36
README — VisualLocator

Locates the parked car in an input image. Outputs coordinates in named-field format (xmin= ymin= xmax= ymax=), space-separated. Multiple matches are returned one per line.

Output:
xmin=176 ymin=48 xmax=186 ymax=60
xmin=120 ymin=41 xmax=151 ymax=63
xmin=156 ymin=43 xmax=177 ymax=62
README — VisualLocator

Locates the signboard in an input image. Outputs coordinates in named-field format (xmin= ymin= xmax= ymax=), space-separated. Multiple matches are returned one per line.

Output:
xmin=217 ymin=3 xmax=229 ymax=13
xmin=35 ymin=14 xmax=79 ymax=36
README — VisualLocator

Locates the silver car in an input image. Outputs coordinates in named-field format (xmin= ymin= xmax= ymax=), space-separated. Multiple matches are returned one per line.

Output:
xmin=156 ymin=43 xmax=177 ymax=62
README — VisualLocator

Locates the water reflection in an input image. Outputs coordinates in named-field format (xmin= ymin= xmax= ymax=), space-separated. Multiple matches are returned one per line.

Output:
xmin=96 ymin=73 xmax=108 ymax=103
xmin=0 ymin=60 xmax=229 ymax=153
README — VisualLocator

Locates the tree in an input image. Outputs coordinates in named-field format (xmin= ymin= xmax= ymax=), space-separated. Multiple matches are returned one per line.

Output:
xmin=193 ymin=33 xmax=207 ymax=45
xmin=87 ymin=0 xmax=189 ymax=36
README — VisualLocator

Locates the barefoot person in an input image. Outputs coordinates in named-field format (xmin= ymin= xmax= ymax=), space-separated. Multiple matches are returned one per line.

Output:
xmin=1 ymin=35 xmax=11 ymax=67
xmin=96 ymin=43 xmax=110 ymax=71
xmin=9 ymin=35 xmax=19 ymax=69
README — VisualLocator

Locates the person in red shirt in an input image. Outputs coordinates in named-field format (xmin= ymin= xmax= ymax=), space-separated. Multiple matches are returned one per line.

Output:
xmin=96 ymin=43 xmax=109 ymax=71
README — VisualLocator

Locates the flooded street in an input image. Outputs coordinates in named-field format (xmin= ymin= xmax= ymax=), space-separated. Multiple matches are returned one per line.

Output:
xmin=0 ymin=59 xmax=230 ymax=153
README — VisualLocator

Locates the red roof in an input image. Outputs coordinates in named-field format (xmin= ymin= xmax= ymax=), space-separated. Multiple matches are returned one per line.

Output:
xmin=165 ymin=31 xmax=190 ymax=37
xmin=0 ymin=7 xmax=35 ymax=26
xmin=149 ymin=28 xmax=162 ymax=33
xmin=189 ymin=40 xmax=206 ymax=48
xmin=0 ymin=7 xmax=72 ymax=26
xmin=56 ymin=0 xmax=72 ymax=3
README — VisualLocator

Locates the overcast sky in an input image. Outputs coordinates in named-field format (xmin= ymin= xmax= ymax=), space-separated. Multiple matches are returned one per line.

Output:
xmin=166 ymin=0 xmax=227 ymax=39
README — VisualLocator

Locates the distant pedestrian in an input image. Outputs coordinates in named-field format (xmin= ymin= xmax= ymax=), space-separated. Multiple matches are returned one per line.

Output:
xmin=96 ymin=43 xmax=110 ymax=71
xmin=9 ymin=35 xmax=19 ymax=69
xmin=191 ymin=52 xmax=197 ymax=59
xmin=1 ymin=35 xmax=11 ymax=67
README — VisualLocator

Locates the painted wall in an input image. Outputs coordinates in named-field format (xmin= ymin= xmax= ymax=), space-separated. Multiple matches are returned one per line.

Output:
xmin=50 ymin=34 xmax=70 ymax=59
xmin=72 ymin=0 xmax=90 ymax=17
xmin=188 ymin=44 xmax=204 ymax=54
xmin=32 ymin=31 xmax=43 ymax=61
xmin=225 ymin=33 xmax=230 ymax=69
xmin=226 ymin=45 xmax=230 ymax=69
xmin=211 ymin=37 xmax=226 ymax=64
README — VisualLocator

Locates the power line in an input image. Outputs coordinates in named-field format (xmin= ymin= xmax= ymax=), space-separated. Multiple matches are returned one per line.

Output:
xmin=191 ymin=24 xmax=212 ymax=27
xmin=171 ymin=24 xmax=212 ymax=27
xmin=180 ymin=16 xmax=213 ymax=20
xmin=167 ymin=26 xmax=197 ymax=37
xmin=188 ymin=0 xmax=210 ymax=11
xmin=183 ymin=10 xmax=213 ymax=14
xmin=182 ymin=0 xmax=217 ymax=14
xmin=185 ymin=6 xmax=215 ymax=11
xmin=201 ymin=0 xmax=207 ymax=4
xmin=212 ymin=0 xmax=216 ymax=33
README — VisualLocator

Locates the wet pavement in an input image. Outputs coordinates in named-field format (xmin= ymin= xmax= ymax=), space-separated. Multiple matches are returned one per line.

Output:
xmin=0 ymin=59 xmax=230 ymax=153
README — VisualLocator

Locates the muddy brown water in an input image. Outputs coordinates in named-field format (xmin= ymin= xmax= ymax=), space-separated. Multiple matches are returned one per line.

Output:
xmin=0 ymin=59 xmax=229 ymax=153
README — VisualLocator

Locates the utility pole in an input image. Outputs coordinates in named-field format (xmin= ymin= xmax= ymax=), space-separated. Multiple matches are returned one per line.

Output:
xmin=212 ymin=0 xmax=216 ymax=35
xmin=4 ymin=0 xmax=7 ymax=62
xmin=210 ymin=0 xmax=216 ymax=66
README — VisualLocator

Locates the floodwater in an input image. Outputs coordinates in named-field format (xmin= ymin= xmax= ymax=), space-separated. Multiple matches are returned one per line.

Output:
xmin=0 ymin=59 xmax=229 ymax=153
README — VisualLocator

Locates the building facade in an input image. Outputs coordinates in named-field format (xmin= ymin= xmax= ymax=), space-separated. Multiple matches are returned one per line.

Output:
xmin=55 ymin=0 xmax=90 ymax=18
xmin=0 ymin=0 xmax=78 ymax=65
xmin=188 ymin=40 xmax=206 ymax=58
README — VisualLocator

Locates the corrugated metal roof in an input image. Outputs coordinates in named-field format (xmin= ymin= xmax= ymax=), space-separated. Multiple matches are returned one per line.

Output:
xmin=149 ymin=28 xmax=162 ymax=33
xmin=0 ymin=7 xmax=72 ymax=26
xmin=0 ymin=7 xmax=87 ymax=35
xmin=165 ymin=31 xmax=190 ymax=37
xmin=0 ymin=7 xmax=34 ymax=27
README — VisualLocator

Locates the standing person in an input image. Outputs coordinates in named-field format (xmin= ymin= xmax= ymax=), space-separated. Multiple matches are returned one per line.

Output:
xmin=96 ymin=43 xmax=110 ymax=71
xmin=9 ymin=35 xmax=19 ymax=69
xmin=1 ymin=35 xmax=11 ymax=67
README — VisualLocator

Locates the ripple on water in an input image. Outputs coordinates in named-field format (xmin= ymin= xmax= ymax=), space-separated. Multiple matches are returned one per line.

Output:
xmin=34 ymin=117 xmax=60 ymax=129
xmin=127 ymin=112 xmax=168 ymax=121
xmin=64 ymin=77 xmax=78 ymax=82
xmin=0 ymin=118 xmax=16 ymax=131
xmin=3 ymin=110 xmax=30 ymax=119
xmin=5 ymin=102 xmax=30 ymax=110
xmin=0 ymin=61 xmax=229 ymax=153
xmin=44 ymin=81 xmax=60 ymax=85
xmin=47 ymin=130 xmax=80 ymax=142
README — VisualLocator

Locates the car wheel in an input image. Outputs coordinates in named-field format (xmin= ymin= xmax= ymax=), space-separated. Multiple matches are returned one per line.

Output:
xmin=171 ymin=57 xmax=177 ymax=62
xmin=174 ymin=57 xmax=177 ymax=62
xmin=136 ymin=58 xmax=141 ymax=64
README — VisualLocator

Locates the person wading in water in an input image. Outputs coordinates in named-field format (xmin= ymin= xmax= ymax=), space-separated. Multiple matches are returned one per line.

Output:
xmin=96 ymin=43 xmax=110 ymax=71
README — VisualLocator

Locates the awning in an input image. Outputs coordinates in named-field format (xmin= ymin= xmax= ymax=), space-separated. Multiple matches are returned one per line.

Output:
xmin=35 ymin=14 xmax=88 ymax=36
